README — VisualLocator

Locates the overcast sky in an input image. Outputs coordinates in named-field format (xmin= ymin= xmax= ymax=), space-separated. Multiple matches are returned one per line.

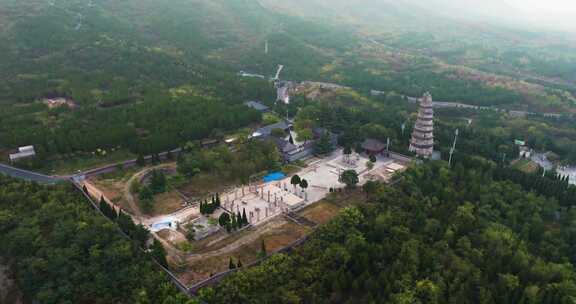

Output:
xmin=508 ymin=0 xmax=576 ymax=14
xmin=474 ymin=0 xmax=576 ymax=31
xmin=405 ymin=0 xmax=576 ymax=32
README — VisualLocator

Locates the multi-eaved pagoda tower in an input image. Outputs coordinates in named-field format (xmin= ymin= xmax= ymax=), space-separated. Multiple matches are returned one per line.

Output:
xmin=409 ymin=92 xmax=434 ymax=158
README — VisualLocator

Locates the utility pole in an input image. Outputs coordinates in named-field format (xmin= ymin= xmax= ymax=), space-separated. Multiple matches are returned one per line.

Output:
xmin=386 ymin=137 xmax=390 ymax=157
xmin=401 ymin=123 xmax=406 ymax=137
xmin=448 ymin=128 xmax=459 ymax=167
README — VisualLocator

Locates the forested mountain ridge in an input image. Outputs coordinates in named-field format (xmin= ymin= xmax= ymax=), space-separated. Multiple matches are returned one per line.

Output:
xmin=0 ymin=0 xmax=352 ymax=165
xmin=258 ymin=0 xmax=576 ymax=112
xmin=0 ymin=0 xmax=343 ymax=103
xmin=2 ymin=0 xmax=575 ymax=108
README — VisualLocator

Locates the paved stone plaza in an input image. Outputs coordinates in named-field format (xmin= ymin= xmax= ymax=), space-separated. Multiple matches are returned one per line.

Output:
xmin=278 ymin=149 xmax=407 ymax=206
xmin=221 ymin=183 xmax=304 ymax=225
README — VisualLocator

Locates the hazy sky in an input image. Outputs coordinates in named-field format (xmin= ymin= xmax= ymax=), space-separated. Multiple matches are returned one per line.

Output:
xmin=424 ymin=0 xmax=576 ymax=31
xmin=491 ymin=0 xmax=576 ymax=31
xmin=508 ymin=0 xmax=576 ymax=14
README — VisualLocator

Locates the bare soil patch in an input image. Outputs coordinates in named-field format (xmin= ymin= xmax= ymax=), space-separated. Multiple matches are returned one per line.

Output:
xmin=178 ymin=219 xmax=309 ymax=286
xmin=177 ymin=173 xmax=234 ymax=199
xmin=89 ymin=169 xmax=137 ymax=212
xmin=151 ymin=191 xmax=184 ymax=216
xmin=299 ymin=200 xmax=342 ymax=224
xmin=157 ymin=229 xmax=188 ymax=247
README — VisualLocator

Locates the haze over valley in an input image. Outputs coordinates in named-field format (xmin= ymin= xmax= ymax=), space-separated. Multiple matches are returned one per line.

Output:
xmin=1 ymin=1 xmax=576 ymax=303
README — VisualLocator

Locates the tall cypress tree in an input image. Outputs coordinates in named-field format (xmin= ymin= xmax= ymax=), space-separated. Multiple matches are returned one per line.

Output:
xmin=136 ymin=154 xmax=146 ymax=167
xmin=99 ymin=196 xmax=111 ymax=219
xmin=229 ymin=257 xmax=236 ymax=269
xmin=231 ymin=213 xmax=237 ymax=229
xmin=242 ymin=208 xmax=248 ymax=225
xmin=151 ymin=239 xmax=168 ymax=267
xmin=259 ymin=239 xmax=267 ymax=258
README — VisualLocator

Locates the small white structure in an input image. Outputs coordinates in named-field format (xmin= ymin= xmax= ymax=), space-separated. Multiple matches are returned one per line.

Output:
xmin=9 ymin=146 xmax=36 ymax=162
xmin=519 ymin=146 xmax=532 ymax=158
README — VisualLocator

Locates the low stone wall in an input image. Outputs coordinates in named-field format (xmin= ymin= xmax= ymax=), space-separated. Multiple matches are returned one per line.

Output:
xmin=188 ymin=233 xmax=311 ymax=294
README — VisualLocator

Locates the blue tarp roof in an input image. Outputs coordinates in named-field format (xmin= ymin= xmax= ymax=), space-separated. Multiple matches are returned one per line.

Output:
xmin=263 ymin=172 xmax=285 ymax=183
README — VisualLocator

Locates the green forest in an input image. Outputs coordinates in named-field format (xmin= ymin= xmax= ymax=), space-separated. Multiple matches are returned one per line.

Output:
xmin=0 ymin=176 xmax=201 ymax=304
xmin=2 ymin=0 xmax=576 ymax=173
xmin=2 ymin=0 xmax=576 ymax=303
xmin=200 ymin=160 xmax=576 ymax=304
xmin=3 ymin=155 xmax=576 ymax=303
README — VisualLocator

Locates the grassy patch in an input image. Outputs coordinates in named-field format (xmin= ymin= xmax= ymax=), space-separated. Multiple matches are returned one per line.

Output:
xmin=42 ymin=149 xmax=135 ymax=175
xmin=182 ymin=220 xmax=309 ymax=285
xmin=176 ymin=242 xmax=194 ymax=253
xmin=512 ymin=158 xmax=539 ymax=174
xmin=292 ymin=159 xmax=308 ymax=168
xmin=282 ymin=164 xmax=302 ymax=176
xmin=298 ymin=200 xmax=342 ymax=224
xmin=262 ymin=112 xmax=281 ymax=125
xmin=178 ymin=173 xmax=235 ymax=199
xmin=149 ymin=191 xmax=184 ymax=216
xmin=99 ymin=167 xmax=139 ymax=181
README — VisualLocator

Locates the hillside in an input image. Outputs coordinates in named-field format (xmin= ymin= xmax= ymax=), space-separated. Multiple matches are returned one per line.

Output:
xmin=259 ymin=0 xmax=576 ymax=112
xmin=1 ymin=0 xmax=576 ymax=169
xmin=1 ymin=0 xmax=575 ymax=108
xmin=0 ymin=0 xmax=349 ymax=104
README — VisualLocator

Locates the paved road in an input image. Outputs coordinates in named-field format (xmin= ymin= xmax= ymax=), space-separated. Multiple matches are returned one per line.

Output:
xmin=0 ymin=163 xmax=62 ymax=184
xmin=80 ymin=148 xmax=181 ymax=178
xmin=402 ymin=95 xmax=565 ymax=118
xmin=0 ymin=148 xmax=182 ymax=184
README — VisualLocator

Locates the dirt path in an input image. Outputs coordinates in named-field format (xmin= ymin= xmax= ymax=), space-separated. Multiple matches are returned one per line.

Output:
xmin=122 ymin=163 xmax=176 ymax=219
xmin=185 ymin=218 xmax=290 ymax=263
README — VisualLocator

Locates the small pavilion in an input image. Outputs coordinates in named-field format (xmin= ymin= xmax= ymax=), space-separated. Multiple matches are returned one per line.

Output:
xmin=361 ymin=139 xmax=386 ymax=156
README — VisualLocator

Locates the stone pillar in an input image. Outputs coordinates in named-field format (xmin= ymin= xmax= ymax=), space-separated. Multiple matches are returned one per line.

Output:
xmin=267 ymin=190 xmax=270 ymax=202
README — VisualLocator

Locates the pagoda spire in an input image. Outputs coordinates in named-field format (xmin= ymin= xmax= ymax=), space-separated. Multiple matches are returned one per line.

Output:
xmin=409 ymin=92 xmax=434 ymax=158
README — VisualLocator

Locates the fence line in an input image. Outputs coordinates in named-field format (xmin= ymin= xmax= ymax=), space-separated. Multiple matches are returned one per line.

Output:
xmin=72 ymin=177 xmax=316 ymax=297
xmin=188 ymin=233 xmax=312 ymax=293
xmin=69 ymin=180 xmax=192 ymax=297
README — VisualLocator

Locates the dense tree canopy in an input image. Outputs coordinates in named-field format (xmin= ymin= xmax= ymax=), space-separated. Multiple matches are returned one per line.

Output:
xmin=0 ymin=176 xmax=196 ymax=304
xmin=201 ymin=161 xmax=576 ymax=303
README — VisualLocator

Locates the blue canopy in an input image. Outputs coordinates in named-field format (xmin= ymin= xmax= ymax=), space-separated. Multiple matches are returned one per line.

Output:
xmin=263 ymin=172 xmax=285 ymax=182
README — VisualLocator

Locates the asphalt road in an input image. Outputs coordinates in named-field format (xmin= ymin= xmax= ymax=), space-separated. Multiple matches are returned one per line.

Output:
xmin=0 ymin=163 xmax=61 ymax=184
xmin=0 ymin=148 xmax=182 ymax=184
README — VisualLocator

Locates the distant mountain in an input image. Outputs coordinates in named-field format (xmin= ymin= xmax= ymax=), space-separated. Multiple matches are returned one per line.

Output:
xmin=0 ymin=0 xmax=575 ymax=111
